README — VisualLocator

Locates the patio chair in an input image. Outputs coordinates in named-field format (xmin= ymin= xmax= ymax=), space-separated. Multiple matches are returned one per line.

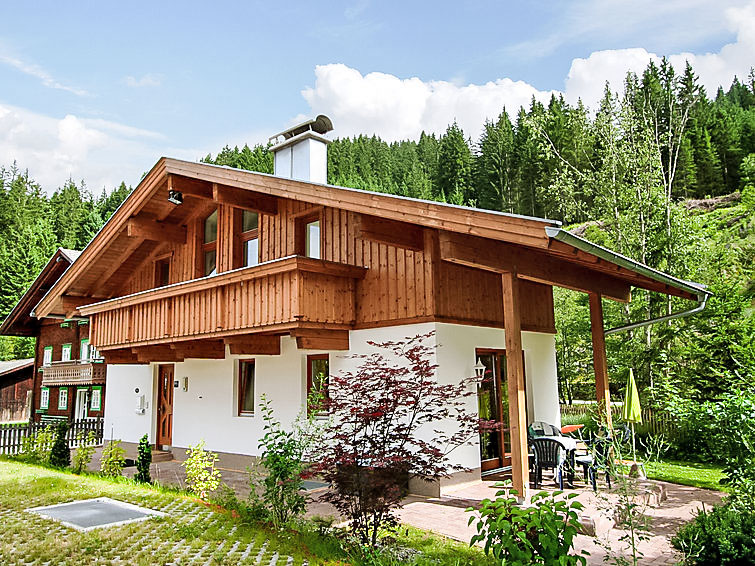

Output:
xmin=574 ymin=437 xmax=612 ymax=491
xmin=530 ymin=437 xmax=566 ymax=490
xmin=528 ymin=421 xmax=562 ymax=439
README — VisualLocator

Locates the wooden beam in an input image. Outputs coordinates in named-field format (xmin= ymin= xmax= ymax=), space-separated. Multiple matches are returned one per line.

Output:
xmin=439 ymin=231 xmax=632 ymax=302
xmin=60 ymin=295 xmax=86 ymax=317
xmin=359 ymin=215 xmax=424 ymax=251
xmin=589 ymin=293 xmax=612 ymax=427
xmin=225 ymin=335 xmax=281 ymax=355
xmin=502 ymin=271 xmax=529 ymax=501
xmin=169 ymin=174 xmax=213 ymax=199
xmin=127 ymin=217 xmax=187 ymax=243
xmin=133 ymin=346 xmax=184 ymax=363
xmin=292 ymin=329 xmax=349 ymax=350
xmin=101 ymin=348 xmax=144 ymax=365
xmin=213 ymin=183 xmax=278 ymax=215
xmin=169 ymin=339 xmax=225 ymax=359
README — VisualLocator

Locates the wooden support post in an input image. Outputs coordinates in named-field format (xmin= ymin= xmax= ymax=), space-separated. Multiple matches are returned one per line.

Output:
xmin=589 ymin=293 xmax=612 ymax=427
xmin=502 ymin=271 xmax=529 ymax=500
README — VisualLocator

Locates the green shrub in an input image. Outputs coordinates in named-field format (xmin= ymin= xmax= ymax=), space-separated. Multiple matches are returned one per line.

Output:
xmin=134 ymin=434 xmax=152 ymax=483
xmin=100 ymin=439 xmax=126 ymax=477
xmin=182 ymin=440 xmax=221 ymax=500
xmin=72 ymin=431 xmax=98 ymax=474
xmin=673 ymin=500 xmax=755 ymax=565
xmin=20 ymin=425 xmax=54 ymax=463
xmin=467 ymin=483 xmax=587 ymax=565
xmin=48 ymin=422 xmax=71 ymax=468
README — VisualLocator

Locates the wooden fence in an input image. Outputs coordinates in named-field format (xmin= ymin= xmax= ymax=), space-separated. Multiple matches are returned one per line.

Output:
xmin=0 ymin=418 xmax=104 ymax=456
xmin=560 ymin=404 xmax=678 ymax=436
xmin=0 ymin=397 xmax=30 ymax=423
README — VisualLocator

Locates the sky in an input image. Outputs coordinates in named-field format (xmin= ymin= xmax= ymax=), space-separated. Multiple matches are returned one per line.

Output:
xmin=0 ymin=0 xmax=754 ymax=193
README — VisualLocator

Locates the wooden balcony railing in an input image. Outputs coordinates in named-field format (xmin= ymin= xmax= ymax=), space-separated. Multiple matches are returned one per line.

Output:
xmin=41 ymin=361 xmax=107 ymax=386
xmin=79 ymin=256 xmax=367 ymax=350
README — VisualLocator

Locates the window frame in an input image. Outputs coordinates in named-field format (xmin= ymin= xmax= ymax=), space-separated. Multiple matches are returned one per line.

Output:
xmin=295 ymin=209 xmax=323 ymax=259
xmin=80 ymin=339 xmax=90 ymax=361
xmin=237 ymin=359 xmax=255 ymax=416
xmin=306 ymin=354 xmax=330 ymax=414
xmin=201 ymin=209 xmax=218 ymax=277
xmin=154 ymin=255 xmax=171 ymax=287
xmin=240 ymin=210 xmax=260 ymax=268
xmin=58 ymin=387 xmax=69 ymax=410
xmin=43 ymin=346 xmax=53 ymax=366
xmin=40 ymin=387 xmax=50 ymax=410
xmin=61 ymin=343 xmax=72 ymax=363
xmin=90 ymin=386 xmax=102 ymax=411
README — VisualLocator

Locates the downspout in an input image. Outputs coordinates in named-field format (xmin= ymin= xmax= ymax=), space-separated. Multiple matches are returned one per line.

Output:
xmin=605 ymin=293 xmax=708 ymax=335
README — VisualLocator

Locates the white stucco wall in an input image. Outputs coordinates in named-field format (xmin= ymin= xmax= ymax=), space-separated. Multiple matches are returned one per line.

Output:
xmin=102 ymin=322 xmax=560 ymax=473
xmin=103 ymin=364 xmax=155 ymax=444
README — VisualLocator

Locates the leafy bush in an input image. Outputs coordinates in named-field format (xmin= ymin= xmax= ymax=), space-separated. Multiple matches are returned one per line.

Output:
xmin=134 ymin=434 xmax=152 ymax=483
xmin=20 ymin=425 xmax=54 ymax=463
xmin=72 ymin=431 xmax=98 ymax=474
xmin=673 ymin=500 xmax=755 ymax=565
xmin=100 ymin=439 xmax=126 ymax=478
xmin=48 ymin=422 xmax=70 ymax=468
xmin=249 ymin=396 xmax=307 ymax=529
xmin=467 ymin=483 xmax=587 ymax=565
xmin=183 ymin=440 xmax=221 ymax=500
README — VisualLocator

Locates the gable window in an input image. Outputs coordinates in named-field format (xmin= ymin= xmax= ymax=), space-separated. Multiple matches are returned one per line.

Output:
xmin=58 ymin=387 xmax=69 ymax=410
xmin=295 ymin=211 xmax=322 ymax=260
xmin=61 ymin=344 xmax=72 ymax=363
xmin=238 ymin=360 xmax=255 ymax=416
xmin=43 ymin=346 xmax=52 ymax=366
xmin=307 ymin=354 xmax=329 ymax=413
xmin=241 ymin=210 xmax=259 ymax=267
xmin=40 ymin=387 xmax=50 ymax=410
xmin=155 ymin=257 xmax=170 ymax=287
xmin=80 ymin=339 xmax=90 ymax=361
xmin=202 ymin=210 xmax=218 ymax=276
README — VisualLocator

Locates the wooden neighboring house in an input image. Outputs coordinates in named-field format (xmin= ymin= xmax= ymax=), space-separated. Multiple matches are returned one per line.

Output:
xmin=30 ymin=116 xmax=709 ymax=496
xmin=0 ymin=358 xmax=34 ymax=422
xmin=0 ymin=248 xmax=106 ymax=423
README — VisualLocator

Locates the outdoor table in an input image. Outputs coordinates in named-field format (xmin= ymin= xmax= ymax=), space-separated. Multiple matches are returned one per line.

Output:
xmin=541 ymin=435 xmax=578 ymax=487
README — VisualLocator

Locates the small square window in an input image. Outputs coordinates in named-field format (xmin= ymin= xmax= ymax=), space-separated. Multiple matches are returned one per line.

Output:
xmin=58 ymin=387 xmax=68 ymax=410
xmin=238 ymin=360 xmax=255 ymax=415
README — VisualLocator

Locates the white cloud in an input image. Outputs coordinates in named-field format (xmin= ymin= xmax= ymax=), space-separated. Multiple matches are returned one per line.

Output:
xmin=0 ymin=103 xmax=195 ymax=193
xmin=302 ymin=64 xmax=558 ymax=141
xmin=123 ymin=74 xmax=162 ymax=88
xmin=0 ymin=53 xmax=89 ymax=96
xmin=303 ymin=1 xmax=755 ymax=141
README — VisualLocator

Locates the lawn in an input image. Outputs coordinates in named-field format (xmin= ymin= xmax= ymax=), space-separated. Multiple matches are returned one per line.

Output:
xmin=645 ymin=459 xmax=727 ymax=492
xmin=0 ymin=459 xmax=493 ymax=566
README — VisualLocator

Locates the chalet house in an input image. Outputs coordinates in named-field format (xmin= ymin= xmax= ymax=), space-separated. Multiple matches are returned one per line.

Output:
xmin=0 ymin=358 xmax=34 ymax=422
xmin=30 ymin=116 xmax=708 ymax=496
xmin=0 ymin=248 xmax=106 ymax=423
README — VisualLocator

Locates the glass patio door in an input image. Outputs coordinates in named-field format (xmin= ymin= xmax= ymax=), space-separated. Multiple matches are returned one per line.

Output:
xmin=477 ymin=350 xmax=511 ymax=471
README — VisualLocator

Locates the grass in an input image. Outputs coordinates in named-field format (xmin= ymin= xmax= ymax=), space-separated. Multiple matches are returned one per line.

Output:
xmin=645 ymin=459 xmax=728 ymax=492
xmin=0 ymin=458 xmax=494 ymax=565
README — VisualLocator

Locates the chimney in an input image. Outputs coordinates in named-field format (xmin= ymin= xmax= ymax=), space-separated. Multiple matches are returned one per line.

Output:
xmin=269 ymin=115 xmax=333 ymax=184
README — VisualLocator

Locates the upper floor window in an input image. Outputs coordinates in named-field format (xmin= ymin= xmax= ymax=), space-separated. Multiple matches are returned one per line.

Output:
xmin=155 ymin=257 xmax=170 ymax=287
xmin=296 ymin=211 xmax=322 ymax=260
xmin=61 ymin=343 xmax=72 ymax=363
xmin=241 ymin=210 xmax=259 ymax=267
xmin=43 ymin=346 xmax=52 ymax=366
xmin=307 ymin=354 xmax=330 ymax=414
xmin=202 ymin=210 xmax=218 ymax=276
xmin=80 ymin=339 xmax=90 ymax=361
xmin=40 ymin=387 xmax=50 ymax=410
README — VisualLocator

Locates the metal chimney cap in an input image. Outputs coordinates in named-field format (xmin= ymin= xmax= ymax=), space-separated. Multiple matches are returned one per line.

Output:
xmin=269 ymin=115 xmax=333 ymax=144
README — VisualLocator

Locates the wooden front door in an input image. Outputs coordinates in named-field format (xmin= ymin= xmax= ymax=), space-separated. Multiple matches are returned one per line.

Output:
xmin=157 ymin=364 xmax=174 ymax=449
xmin=477 ymin=350 xmax=511 ymax=472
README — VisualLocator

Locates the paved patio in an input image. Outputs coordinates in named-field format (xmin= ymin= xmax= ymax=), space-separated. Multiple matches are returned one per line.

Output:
xmin=88 ymin=449 xmax=724 ymax=565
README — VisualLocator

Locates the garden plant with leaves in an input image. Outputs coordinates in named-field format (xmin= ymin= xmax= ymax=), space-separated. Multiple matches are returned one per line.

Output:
xmin=100 ymin=439 xmax=126 ymax=478
xmin=183 ymin=440 xmax=221 ymax=500
xmin=134 ymin=433 xmax=152 ymax=483
xmin=72 ymin=431 xmax=97 ymax=474
xmin=48 ymin=421 xmax=70 ymax=468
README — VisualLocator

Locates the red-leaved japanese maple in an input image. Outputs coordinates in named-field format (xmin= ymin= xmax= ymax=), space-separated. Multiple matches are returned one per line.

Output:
xmin=313 ymin=332 xmax=494 ymax=545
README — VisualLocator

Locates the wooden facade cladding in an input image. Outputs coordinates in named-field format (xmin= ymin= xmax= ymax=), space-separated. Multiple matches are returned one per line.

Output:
xmin=80 ymin=257 xmax=366 ymax=349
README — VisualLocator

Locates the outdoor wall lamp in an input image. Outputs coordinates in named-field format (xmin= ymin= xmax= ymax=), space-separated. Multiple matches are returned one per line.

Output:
xmin=473 ymin=358 xmax=486 ymax=378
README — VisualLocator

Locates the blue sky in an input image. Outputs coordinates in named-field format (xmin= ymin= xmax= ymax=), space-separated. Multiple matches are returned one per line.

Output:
xmin=1 ymin=0 xmax=753 ymax=192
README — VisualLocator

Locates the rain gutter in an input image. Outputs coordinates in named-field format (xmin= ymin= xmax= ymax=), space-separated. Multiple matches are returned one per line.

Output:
xmin=544 ymin=227 xmax=711 ymax=335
